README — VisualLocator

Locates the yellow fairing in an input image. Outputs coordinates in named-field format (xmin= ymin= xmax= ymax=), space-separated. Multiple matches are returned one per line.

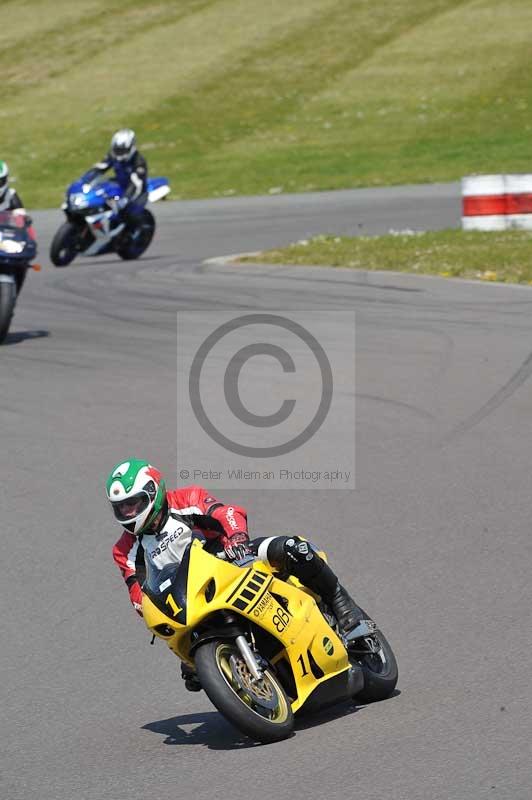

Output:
xmin=254 ymin=573 xmax=349 ymax=712
xmin=142 ymin=540 xmax=350 ymax=713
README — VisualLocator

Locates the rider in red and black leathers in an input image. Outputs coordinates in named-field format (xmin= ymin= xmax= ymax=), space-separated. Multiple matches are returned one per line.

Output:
xmin=113 ymin=484 xmax=248 ymax=616
xmin=112 ymin=475 xmax=363 ymax=692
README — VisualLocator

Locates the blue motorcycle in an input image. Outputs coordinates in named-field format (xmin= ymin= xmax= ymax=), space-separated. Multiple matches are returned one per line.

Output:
xmin=50 ymin=175 xmax=170 ymax=267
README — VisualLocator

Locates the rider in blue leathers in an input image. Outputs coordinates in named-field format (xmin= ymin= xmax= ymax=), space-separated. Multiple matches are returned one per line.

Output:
xmin=81 ymin=129 xmax=148 ymax=228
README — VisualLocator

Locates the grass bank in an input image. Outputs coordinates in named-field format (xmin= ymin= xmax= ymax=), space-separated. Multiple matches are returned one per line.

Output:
xmin=240 ymin=230 xmax=532 ymax=285
xmin=1 ymin=0 xmax=532 ymax=207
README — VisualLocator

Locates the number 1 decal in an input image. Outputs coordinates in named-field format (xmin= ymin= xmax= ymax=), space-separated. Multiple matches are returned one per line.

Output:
xmin=297 ymin=653 xmax=309 ymax=677
xmin=165 ymin=593 xmax=181 ymax=617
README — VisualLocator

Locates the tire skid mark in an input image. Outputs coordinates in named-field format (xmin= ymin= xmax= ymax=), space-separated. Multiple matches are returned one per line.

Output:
xmin=356 ymin=393 xmax=435 ymax=421
xmin=442 ymin=350 xmax=532 ymax=445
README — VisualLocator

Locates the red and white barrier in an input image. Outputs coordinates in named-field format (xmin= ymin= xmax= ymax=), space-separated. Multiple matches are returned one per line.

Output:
xmin=462 ymin=174 xmax=532 ymax=231
xmin=505 ymin=175 xmax=532 ymax=229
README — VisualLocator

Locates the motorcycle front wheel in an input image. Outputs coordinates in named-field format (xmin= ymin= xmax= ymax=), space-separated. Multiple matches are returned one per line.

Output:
xmin=50 ymin=222 xmax=79 ymax=267
xmin=194 ymin=639 xmax=294 ymax=744
xmin=0 ymin=279 xmax=16 ymax=343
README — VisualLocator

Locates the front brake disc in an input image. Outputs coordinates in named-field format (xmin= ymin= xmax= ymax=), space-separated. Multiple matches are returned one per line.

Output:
xmin=229 ymin=654 xmax=278 ymax=711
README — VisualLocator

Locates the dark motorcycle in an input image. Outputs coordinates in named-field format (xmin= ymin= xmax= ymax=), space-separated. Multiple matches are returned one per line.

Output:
xmin=0 ymin=211 xmax=39 ymax=343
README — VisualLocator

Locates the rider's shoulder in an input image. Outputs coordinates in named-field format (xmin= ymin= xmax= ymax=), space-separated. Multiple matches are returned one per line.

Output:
xmin=167 ymin=484 xmax=210 ymax=507
xmin=113 ymin=528 xmax=137 ymax=549
xmin=133 ymin=151 xmax=147 ymax=168
xmin=166 ymin=484 xmax=194 ymax=503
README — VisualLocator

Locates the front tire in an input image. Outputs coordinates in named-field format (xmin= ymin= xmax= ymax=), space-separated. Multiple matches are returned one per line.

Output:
xmin=194 ymin=639 xmax=294 ymax=744
xmin=116 ymin=209 xmax=155 ymax=260
xmin=50 ymin=222 xmax=79 ymax=267
xmin=0 ymin=280 xmax=16 ymax=343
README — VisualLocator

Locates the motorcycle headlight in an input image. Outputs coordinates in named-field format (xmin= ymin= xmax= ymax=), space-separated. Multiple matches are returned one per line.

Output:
xmin=69 ymin=192 xmax=89 ymax=209
xmin=0 ymin=239 xmax=24 ymax=254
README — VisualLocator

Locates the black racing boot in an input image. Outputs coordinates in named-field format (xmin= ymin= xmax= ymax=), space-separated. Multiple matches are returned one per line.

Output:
xmin=328 ymin=581 xmax=365 ymax=635
xmin=181 ymin=662 xmax=202 ymax=692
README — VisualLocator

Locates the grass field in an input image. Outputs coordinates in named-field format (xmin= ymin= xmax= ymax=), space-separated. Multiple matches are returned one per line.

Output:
xmin=1 ymin=0 xmax=532 ymax=207
xmin=241 ymin=230 xmax=532 ymax=284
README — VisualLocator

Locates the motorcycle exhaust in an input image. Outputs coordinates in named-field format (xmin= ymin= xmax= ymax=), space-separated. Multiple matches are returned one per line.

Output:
xmin=346 ymin=663 xmax=365 ymax=696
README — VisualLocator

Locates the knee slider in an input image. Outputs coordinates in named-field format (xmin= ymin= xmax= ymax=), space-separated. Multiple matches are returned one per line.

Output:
xmin=263 ymin=536 xmax=323 ymax=580
xmin=284 ymin=536 xmax=323 ymax=581
xmin=284 ymin=536 xmax=313 ymax=563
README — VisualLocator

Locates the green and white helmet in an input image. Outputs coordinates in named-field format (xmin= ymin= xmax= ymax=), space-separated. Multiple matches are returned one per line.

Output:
xmin=106 ymin=459 xmax=166 ymax=535
xmin=0 ymin=161 xmax=9 ymax=202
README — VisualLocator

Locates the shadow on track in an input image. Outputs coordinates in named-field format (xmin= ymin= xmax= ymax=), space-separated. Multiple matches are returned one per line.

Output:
xmin=3 ymin=330 xmax=49 ymax=345
xmin=296 ymin=688 xmax=401 ymax=731
xmin=143 ymin=692 xmax=400 ymax=749
xmin=142 ymin=711 xmax=258 ymax=750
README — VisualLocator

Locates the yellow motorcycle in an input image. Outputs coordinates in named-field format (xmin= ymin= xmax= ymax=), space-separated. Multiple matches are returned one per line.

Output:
xmin=142 ymin=539 xmax=398 ymax=743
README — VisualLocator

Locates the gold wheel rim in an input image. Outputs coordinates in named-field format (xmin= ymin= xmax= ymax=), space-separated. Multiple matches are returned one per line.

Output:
xmin=215 ymin=643 xmax=289 ymax=724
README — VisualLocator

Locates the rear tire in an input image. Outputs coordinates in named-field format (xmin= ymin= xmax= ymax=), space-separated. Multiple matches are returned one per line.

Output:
xmin=350 ymin=629 xmax=398 ymax=703
xmin=50 ymin=222 xmax=79 ymax=267
xmin=0 ymin=280 xmax=17 ymax=344
xmin=116 ymin=209 xmax=155 ymax=260
xmin=194 ymin=639 xmax=294 ymax=744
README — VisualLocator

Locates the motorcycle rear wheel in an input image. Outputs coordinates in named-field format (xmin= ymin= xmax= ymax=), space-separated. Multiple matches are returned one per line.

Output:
xmin=350 ymin=629 xmax=398 ymax=703
xmin=50 ymin=222 xmax=79 ymax=267
xmin=116 ymin=209 xmax=155 ymax=260
xmin=194 ymin=639 xmax=294 ymax=744
xmin=0 ymin=280 xmax=16 ymax=343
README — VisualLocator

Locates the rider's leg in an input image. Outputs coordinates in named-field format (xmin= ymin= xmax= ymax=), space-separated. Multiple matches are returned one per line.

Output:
xmin=121 ymin=194 xmax=148 ymax=230
xmin=254 ymin=536 xmax=365 ymax=635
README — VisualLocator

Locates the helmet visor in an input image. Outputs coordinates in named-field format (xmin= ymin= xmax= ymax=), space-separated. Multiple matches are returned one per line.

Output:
xmin=0 ymin=174 xmax=7 ymax=189
xmin=112 ymin=144 xmax=131 ymax=160
xmin=111 ymin=491 xmax=149 ymax=523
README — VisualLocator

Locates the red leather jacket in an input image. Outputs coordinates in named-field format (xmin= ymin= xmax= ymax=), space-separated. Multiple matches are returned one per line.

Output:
xmin=112 ymin=485 xmax=248 ymax=614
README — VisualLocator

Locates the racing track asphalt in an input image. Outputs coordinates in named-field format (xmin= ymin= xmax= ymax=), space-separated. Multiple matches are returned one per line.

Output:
xmin=2 ymin=182 xmax=531 ymax=800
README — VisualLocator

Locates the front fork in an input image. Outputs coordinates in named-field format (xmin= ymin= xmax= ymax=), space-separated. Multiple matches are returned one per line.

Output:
xmin=0 ymin=273 xmax=17 ymax=293
xmin=235 ymin=635 xmax=264 ymax=682
xmin=222 ymin=612 xmax=264 ymax=682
